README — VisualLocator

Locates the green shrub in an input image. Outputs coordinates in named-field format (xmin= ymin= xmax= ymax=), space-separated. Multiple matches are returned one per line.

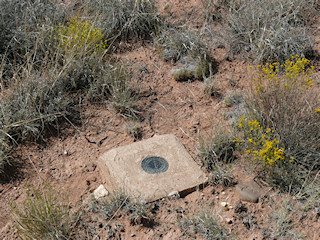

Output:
xmin=83 ymin=0 xmax=160 ymax=42
xmin=10 ymin=183 xmax=72 ymax=240
xmin=55 ymin=17 xmax=107 ymax=57
xmin=236 ymin=56 xmax=320 ymax=192
xmin=246 ymin=57 xmax=320 ymax=170
xmin=223 ymin=0 xmax=314 ymax=63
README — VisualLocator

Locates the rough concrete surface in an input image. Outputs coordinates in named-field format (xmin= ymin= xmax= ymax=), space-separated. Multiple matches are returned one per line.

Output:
xmin=98 ymin=134 xmax=207 ymax=202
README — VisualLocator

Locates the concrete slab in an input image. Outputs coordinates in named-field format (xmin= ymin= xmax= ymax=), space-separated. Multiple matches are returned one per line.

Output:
xmin=98 ymin=134 xmax=207 ymax=202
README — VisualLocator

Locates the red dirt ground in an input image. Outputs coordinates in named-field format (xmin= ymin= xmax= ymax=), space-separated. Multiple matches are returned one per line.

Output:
xmin=1 ymin=0 xmax=320 ymax=239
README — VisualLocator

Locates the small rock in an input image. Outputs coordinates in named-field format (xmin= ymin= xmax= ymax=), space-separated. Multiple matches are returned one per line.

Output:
xmin=93 ymin=184 xmax=109 ymax=200
xmin=63 ymin=150 xmax=68 ymax=155
xmin=221 ymin=202 xmax=228 ymax=207
xmin=221 ymin=191 xmax=226 ymax=195
xmin=131 ymin=233 xmax=136 ymax=237
xmin=236 ymin=181 xmax=263 ymax=203
xmin=224 ymin=206 xmax=230 ymax=211
xmin=168 ymin=190 xmax=180 ymax=198
xmin=225 ymin=218 xmax=233 ymax=224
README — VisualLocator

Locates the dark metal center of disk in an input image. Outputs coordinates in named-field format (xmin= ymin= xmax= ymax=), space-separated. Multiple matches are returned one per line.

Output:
xmin=141 ymin=156 xmax=169 ymax=174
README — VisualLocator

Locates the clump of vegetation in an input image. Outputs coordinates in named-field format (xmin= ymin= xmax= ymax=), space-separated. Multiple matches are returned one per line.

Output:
xmin=203 ymin=76 xmax=221 ymax=97
xmin=157 ymin=27 xmax=208 ymax=62
xmin=200 ymin=0 xmax=231 ymax=23
xmin=223 ymin=0 xmax=314 ymax=63
xmin=179 ymin=211 xmax=231 ymax=239
xmin=236 ymin=56 xmax=320 ymax=192
xmin=1 ymin=67 xmax=70 ymax=142
xmin=10 ymin=183 xmax=72 ymax=240
xmin=223 ymin=91 xmax=243 ymax=107
xmin=236 ymin=118 xmax=288 ymax=167
xmin=0 ymin=0 xmax=67 ymax=77
xmin=126 ymin=120 xmax=142 ymax=140
xmin=247 ymin=56 xmax=320 ymax=170
xmin=268 ymin=199 xmax=303 ymax=239
xmin=0 ymin=134 xmax=10 ymax=174
xmin=55 ymin=17 xmax=107 ymax=57
xmin=84 ymin=0 xmax=161 ymax=42
xmin=87 ymin=191 xmax=152 ymax=227
xmin=198 ymin=127 xmax=236 ymax=186
xmin=198 ymin=128 xmax=237 ymax=170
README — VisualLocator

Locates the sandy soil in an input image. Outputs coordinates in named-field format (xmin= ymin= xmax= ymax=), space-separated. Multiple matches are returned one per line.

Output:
xmin=1 ymin=0 xmax=320 ymax=239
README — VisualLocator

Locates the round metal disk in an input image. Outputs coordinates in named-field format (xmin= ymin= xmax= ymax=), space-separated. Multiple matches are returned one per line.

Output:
xmin=141 ymin=156 xmax=169 ymax=174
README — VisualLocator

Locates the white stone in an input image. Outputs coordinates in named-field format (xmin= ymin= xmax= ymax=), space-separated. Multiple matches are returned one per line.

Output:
xmin=93 ymin=184 xmax=109 ymax=200
xmin=168 ymin=190 xmax=180 ymax=198
xmin=221 ymin=202 xmax=228 ymax=207
xmin=225 ymin=218 xmax=233 ymax=224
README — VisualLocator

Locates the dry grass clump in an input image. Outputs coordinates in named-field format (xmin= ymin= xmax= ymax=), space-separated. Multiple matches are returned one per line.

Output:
xmin=179 ymin=211 xmax=231 ymax=239
xmin=200 ymin=0 xmax=231 ymax=23
xmin=0 ymin=0 xmax=67 ymax=78
xmin=198 ymin=127 xmax=236 ymax=187
xmin=10 ymin=183 xmax=72 ymax=240
xmin=267 ymin=199 xmax=303 ymax=239
xmin=1 ymin=67 xmax=70 ymax=142
xmin=198 ymin=127 xmax=237 ymax=169
xmin=83 ymin=0 xmax=161 ymax=42
xmin=0 ymin=1 xmax=141 ymax=174
xmin=222 ymin=0 xmax=314 ymax=63
xmin=156 ymin=27 xmax=208 ymax=62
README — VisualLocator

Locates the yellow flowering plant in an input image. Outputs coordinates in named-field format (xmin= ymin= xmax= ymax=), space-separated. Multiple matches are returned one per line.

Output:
xmin=253 ymin=55 xmax=315 ymax=94
xmin=236 ymin=117 xmax=290 ymax=166
xmin=243 ymin=56 xmax=320 ymax=171
xmin=55 ymin=17 xmax=107 ymax=57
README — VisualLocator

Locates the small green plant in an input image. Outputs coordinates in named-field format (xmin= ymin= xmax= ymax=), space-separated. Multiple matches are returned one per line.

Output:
xmin=55 ymin=17 xmax=107 ymax=56
xmin=179 ymin=211 xmax=231 ymax=239
xmin=10 ymin=183 xmax=71 ymax=240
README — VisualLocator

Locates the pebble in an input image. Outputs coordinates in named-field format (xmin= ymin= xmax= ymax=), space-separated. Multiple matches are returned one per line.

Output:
xmin=225 ymin=218 xmax=233 ymax=224
xmin=93 ymin=184 xmax=109 ymax=200
xmin=168 ymin=190 xmax=180 ymax=198
xmin=221 ymin=202 xmax=228 ymax=207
